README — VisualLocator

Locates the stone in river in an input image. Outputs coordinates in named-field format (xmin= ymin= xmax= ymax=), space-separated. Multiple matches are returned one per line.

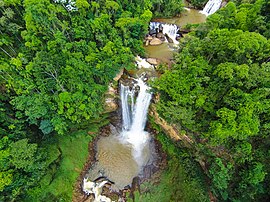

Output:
xmin=149 ymin=37 xmax=162 ymax=46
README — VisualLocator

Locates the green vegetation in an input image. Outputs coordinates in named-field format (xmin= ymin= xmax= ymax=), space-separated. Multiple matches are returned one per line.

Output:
xmin=151 ymin=0 xmax=184 ymax=17
xmin=131 ymin=127 xmax=209 ymax=202
xmin=0 ymin=0 xmax=186 ymax=201
xmin=2 ymin=0 xmax=270 ymax=201
xmin=153 ymin=0 xmax=270 ymax=201
xmin=189 ymin=0 xmax=208 ymax=9
xmin=27 ymin=128 xmax=97 ymax=201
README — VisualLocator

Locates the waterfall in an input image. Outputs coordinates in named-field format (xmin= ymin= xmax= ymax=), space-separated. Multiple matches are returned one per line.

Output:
xmin=120 ymin=84 xmax=134 ymax=130
xmin=120 ymin=77 xmax=152 ymax=166
xmin=200 ymin=0 xmax=222 ymax=16
xmin=149 ymin=22 xmax=179 ymax=44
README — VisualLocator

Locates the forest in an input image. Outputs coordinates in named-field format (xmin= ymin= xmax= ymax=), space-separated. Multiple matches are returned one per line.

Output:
xmin=0 ymin=0 xmax=269 ymax=201
xmin=154 ymin=0 xmax=270 ymax=201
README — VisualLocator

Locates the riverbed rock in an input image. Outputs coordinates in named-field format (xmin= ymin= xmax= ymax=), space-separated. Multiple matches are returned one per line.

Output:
xmin=156 ymin=32 xmax=165 ymax=41
xmin=146 ymin=58 xmax=160 ymax=66
xmin=149 ymin=37 xmax=162 ymax=45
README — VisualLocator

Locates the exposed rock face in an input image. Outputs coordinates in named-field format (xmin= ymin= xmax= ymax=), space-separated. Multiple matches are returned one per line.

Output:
xmin=104 ymin=84 xmax=118 ymax=112
xmin=149 ymin=37 xmax=163 ymax=45
xmin=149 ymin=95 xmax=194 ymax=147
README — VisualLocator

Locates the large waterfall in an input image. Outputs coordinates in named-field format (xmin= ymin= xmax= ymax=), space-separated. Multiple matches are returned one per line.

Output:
xmin=120 ymin=78 xmax=152 ymax=166
xmin=150 ymin=22 xmax=179 ymax=44
xmin=200 ymin=0 xmax=222 ymax=16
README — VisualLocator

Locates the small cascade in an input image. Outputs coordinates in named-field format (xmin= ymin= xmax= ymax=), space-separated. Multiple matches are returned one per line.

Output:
xmin=200 ymin=0 xmax=222 ymax=16
xmin=120 ymin=77 xmax=152 ymax=166
xmin=149 ymin=22 xmax=179 ymax=44
xmin=135 ymin=56 xmax=154 ymax=69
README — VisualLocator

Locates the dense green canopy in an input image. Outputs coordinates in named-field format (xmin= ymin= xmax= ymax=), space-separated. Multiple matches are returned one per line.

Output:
xmin=154 ymin=0 xmax=270 ymax=201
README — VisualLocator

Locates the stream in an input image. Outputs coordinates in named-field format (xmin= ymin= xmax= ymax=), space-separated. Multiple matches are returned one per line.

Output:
xmin=81 ymin=0 xmax=223 ymax=201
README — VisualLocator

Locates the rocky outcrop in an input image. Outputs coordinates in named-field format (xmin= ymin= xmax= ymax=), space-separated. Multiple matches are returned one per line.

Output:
xmin=104 ymin=84 xmax=118 ymax=112
xmin=149 ymin=102 xmax=194 ymax=147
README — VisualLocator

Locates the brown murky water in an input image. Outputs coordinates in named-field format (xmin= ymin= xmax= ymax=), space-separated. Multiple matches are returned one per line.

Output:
xmin=87 ymin=135 xmax=151 ymax=190
xmin=153 ymin=8 xmax=206 ymax=27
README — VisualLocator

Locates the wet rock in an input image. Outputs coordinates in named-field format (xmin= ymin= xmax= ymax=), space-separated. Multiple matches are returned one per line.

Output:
xmin=164 ymin=34 xmax=173 ymax=43
xmin=145 ymin=40 xmax=149 ymax=46
xmin=146 ymin=58 xmax=160 ymax=66
xmin=149 ymin=29 xmax=156 ymax=36
xmin=156 ymin=32 xmax=165 ymax=41
xmin=149 ymin=37 xmax=162 ymax=46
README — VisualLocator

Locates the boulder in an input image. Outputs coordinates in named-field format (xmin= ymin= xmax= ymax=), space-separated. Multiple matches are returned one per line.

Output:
xmin=149 ymin=37 xmax=162 ymax=46
xmin=146 ymin=58 xmax=159 ymax=66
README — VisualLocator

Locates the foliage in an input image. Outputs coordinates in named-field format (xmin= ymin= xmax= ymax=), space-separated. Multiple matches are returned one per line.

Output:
xmin=153 ymin=0 xmax=270 ymax=201
xmin=151 ymin=0 xmax=184 ymax=17
xmin=189 ymin=0 xmax=208 ymax=9
xmin=0 ymin=0 xmax=156 ymax=201
xmin=130 ymin=131 xmax=209 ymax=202
xmin=26 ymin=129 xmax=97 ymax=201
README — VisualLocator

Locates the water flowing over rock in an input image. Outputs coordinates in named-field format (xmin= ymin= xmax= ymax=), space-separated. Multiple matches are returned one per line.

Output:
xmin=83 ymin=178 xmax=113 ymax=202
xmin=135 ymin=56 xmax=154 ymax=69
xmin=149 ymin=22 xmax=179 ymax=44
xmin=200 ymin=0 xmax=222 ymax=16
xmin=120 ymin=77 xmax=152 ymax=167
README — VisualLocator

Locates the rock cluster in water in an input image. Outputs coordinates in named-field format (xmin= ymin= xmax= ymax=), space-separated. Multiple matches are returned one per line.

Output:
xmin=145 ymin=22 xmax=184 ymax=46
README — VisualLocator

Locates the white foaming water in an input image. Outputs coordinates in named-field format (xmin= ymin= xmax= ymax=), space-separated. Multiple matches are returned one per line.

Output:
xmin=162 ymin=24 xmax=179 ymax=44
xmin=149 ymin=22 xmax=179 ymax=44
xmin=120 ymin=78 xmax=152 ymax=167
xmin=135 ymin=56 xmax=154 ymax=69
xmin=200 ymin=0 xmax=222 ymax=16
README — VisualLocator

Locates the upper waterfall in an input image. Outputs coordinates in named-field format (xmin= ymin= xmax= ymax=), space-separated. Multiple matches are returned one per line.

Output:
xmin=200 ymin=0 xmax=222 ymax=16
xmin=150 ymin=22 xmax=179 ymax=44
